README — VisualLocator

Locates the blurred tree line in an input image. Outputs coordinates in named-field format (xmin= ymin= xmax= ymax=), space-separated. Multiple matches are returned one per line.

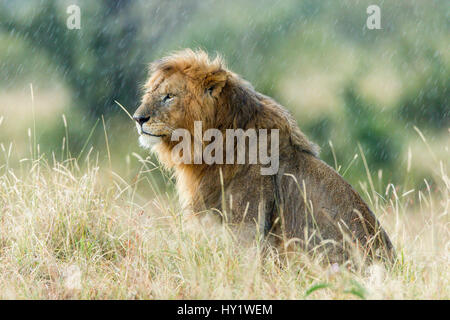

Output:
xmin=0 ymin=0 xmax=197 ymax=118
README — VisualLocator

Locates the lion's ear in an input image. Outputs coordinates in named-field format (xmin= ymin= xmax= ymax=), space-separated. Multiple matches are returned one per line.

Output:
xmin=204 ymin=70 xmax=227 ymax=98
xmin=206 ymin=83 xmax=225 ymax=97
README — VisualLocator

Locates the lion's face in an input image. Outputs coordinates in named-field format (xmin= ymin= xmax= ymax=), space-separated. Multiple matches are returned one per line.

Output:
xmin=133 ymin=57 xmax=226 ymax=150
xmin=133 ymin=72 xmax=188 ymax=149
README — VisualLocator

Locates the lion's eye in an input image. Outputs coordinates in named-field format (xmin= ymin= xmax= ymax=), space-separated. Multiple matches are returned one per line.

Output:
xmin=162 ymin=94 xmax=174 ymax=103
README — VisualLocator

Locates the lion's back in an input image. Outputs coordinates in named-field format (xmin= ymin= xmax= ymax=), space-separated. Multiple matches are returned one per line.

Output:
xmin=274 ymin=151 xmax=395 ymax=263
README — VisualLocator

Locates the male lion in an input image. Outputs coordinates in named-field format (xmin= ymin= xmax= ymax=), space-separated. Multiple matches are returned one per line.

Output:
xmin=133 ymin=49 xmax=395 ymax=264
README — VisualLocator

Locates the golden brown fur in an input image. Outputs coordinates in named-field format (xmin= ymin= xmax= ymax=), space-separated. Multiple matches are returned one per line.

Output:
xmin=133 ymin=49 xmax=395 ymax=264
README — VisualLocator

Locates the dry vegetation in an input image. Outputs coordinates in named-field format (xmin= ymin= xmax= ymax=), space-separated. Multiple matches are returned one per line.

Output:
xmin=0 ymin=118 xmax=448 ymax=300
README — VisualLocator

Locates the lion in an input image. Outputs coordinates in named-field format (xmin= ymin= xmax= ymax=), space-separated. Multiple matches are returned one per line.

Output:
xmin=133 ymin=49 xmax=395 ymax=264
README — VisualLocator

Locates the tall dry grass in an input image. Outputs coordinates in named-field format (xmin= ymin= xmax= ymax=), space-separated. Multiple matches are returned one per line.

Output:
xmin=0 ymin=100 xmax=448 ymax=300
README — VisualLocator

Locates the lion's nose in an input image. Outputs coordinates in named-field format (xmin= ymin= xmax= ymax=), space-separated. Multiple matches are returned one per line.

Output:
xmin=133 ymin=115 xmax=150 ymax=126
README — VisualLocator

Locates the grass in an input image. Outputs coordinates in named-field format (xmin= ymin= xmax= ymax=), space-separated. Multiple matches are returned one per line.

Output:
xmin=0 ymin=120 xmax=448 ymax=300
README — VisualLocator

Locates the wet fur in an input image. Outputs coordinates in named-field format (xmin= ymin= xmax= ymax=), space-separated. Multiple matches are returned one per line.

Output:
xmin=134 ymin=49 xmax=395 ymax=264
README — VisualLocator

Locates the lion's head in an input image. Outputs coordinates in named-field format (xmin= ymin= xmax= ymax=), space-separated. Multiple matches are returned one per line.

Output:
xmin=133 ymin=49 xmax=228 ymax=150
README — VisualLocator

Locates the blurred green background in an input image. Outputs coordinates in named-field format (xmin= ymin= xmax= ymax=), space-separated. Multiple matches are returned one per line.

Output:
xmin=0 ymin=0 xmax=448 ymax=193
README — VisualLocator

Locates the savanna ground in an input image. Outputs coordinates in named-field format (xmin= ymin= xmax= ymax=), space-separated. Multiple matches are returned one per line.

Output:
xmin=0 ymin=86 xmax=448 ymax=300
